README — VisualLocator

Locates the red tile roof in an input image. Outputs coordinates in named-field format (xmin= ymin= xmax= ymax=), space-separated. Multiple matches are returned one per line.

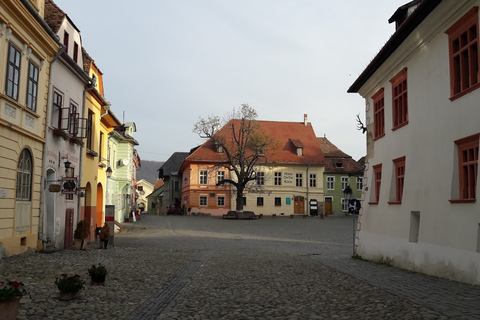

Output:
xmin=186 ymin=120 xmax=325 ymax=165
xmin=44 ymin=0 xmax=66 ymax=33
xmin=317 ymin=137 xmax=364 ymax=174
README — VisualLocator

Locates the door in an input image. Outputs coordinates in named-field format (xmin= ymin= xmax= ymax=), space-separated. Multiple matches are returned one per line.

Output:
xmin=324 ymin=197 xmax=333 ymax=216
xmin=64 ymin=209 xmax=74 ymax=248
xmin=294 ymin=196 xmax=304 ymax=214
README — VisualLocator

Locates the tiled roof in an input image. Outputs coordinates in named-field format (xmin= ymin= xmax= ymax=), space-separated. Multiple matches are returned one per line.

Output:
xmin=44 ymin=0 xmax=66 ymax=34
xmin=82 ymin=47 xmax=92 ymax=73
xmin=186 ymin=120 xmax=325 ymax=165
xmin=317 ymin=137 xmax=364 ymax=174
xmin=159 ymin=152 xmax=190 ymax=178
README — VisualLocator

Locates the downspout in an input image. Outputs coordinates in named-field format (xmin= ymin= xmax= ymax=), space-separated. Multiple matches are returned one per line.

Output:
xmin=38 ymin=45 xmax=65 ymax=250
xmin=306 ymin=163 xmax=310 ymax=215
xmin=77 ymin=84 xmax=96 ymax=223
xmin=27 ymin=0 xmax=64 ymax=249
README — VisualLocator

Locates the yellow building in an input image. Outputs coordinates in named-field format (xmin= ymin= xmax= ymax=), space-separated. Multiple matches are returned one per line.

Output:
xmin=80 ymin=49 xmax=120 ymax=242
xmin=0 ymin=0 xmax=60 ymax=255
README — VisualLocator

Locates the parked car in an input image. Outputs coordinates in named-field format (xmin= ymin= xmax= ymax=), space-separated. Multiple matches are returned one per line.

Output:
xmin=167 ymin=203 xmax=181 ymax=215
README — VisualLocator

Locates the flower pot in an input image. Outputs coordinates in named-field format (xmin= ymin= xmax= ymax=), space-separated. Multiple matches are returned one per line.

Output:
xmin=0 ymin=297 xmax=21 ymax=320
xmin=74 ymin=239 xmax=82 ymax=250
xmin=58 ymin=291 xmax=79 ymax=301
xmin=90 ymin=275 xmax=106 ymax=285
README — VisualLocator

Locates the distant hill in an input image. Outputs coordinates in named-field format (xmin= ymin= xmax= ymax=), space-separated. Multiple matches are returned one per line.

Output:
xmin=137 ymin=160 xmax=164 ymax=184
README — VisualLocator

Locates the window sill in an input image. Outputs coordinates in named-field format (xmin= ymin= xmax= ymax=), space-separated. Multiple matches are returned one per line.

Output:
xmin=387 ymin=201 xmax=402 ymax=205
xmin=86 ymin=149 xmax=98 ymax=157
xmin=368 ymin=201 xmax=378 ymax=205
xmin=449 ymin=199 xmax=476 ymax=204
xmin=373 ymin=133 xmax=385 ymax=141
xmin=392 ymin=121 xmax=408 ymax=132
xmin=449 ymin=82 xmax=480 ymax=101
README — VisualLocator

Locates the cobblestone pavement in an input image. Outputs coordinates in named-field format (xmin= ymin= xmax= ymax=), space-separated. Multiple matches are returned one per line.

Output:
xmin=1 ymin=214 xmax=479 ymax=319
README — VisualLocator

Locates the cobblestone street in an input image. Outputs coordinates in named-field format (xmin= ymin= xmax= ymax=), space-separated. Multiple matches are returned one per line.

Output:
xmin=2 ymin=214 xmax=480 ymax=319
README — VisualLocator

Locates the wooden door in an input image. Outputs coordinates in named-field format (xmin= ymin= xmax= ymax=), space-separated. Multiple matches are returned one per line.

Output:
xmin=294 ymin=196 xmax=304 ymax=214
xmin=324 ymin=197 xmax=332 ymax=216
xmin=64 ymin=209 xmax=74 ymax=248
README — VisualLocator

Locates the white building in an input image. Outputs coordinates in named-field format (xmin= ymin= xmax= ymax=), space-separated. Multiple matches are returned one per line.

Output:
xmin=349 ymin=0 xmax=480 ymax=284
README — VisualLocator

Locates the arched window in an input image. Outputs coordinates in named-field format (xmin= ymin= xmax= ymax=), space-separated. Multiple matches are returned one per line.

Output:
xmin=16 ymin=149 xmax=32 ymax=201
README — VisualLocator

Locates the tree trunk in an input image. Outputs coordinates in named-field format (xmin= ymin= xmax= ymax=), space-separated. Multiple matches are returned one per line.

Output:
xmin=235 ymin=187 xmax=244 ymax=212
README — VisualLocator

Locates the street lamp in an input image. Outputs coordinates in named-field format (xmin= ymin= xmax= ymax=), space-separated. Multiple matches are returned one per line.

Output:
xmin=106 ymin=167 xmax=113 ymax=178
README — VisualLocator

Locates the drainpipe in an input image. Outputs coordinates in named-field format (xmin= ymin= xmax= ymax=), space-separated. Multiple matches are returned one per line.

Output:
xmin=306 ymin=163 xmax=310 ymax=215
xmin=27 ymin=0 xmax=64 ymax=250
xmin=77 ymin=84 xmax=96 ymax=223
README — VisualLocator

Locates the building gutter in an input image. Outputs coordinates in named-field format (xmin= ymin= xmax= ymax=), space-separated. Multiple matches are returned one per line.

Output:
xmin=347 ymin=0 xmax=442 ymax=93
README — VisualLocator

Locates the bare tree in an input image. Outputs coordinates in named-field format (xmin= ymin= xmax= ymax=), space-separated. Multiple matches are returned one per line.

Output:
xmin=193 ymin=104 xmax=279 ymax=212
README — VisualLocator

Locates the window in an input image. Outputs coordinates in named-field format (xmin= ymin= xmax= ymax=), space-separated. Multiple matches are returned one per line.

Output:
xmin=16 ymin=149 xmax=32 ymax=201
xmin=174 ymin=180 xmax=180 ymax=191
xmin=86 ymin=110 xmax=93 ymax=150
xmin=63 ymin=31 xmax=69 ymax=53
xmin=455 ymin=134 xmax=479 ymax=201
xmin=390 ymin=68 xmax=408 ymax=130
xmin=199 ymin=170 xmax=208 ymax=184
xmin=373 ymin=164 xmax=382 ymax=203
xmin=243 ymin=197 xmax=246 ymax=206
xmin=217 ymin=171 xmax=225 ymax=185
xmin=274 ymin=172 xmax=282 ymax=186
xmin=68 ymin=103 xmax=79 ymax=136
xmin=296 ymin=173 xmax=303 ymax=187
xmin=274 ymin=197 xmax=281 ymax=206
xmin=6 ymin=43 xmax=21 ymax=101
xmin=52 ymin=91 xmax=63 ymax=129
xmin=257 ymin=197 xmax=264 ymax=206
xmin=341 ymin=198 xmax=348 ymax=212
xmin=357 ymin=177 xmax=363 ymax=191
xmin=310 ymin=174 xmax=317 ymax=188
xmin=99 ymin=132 xmax=104 ymax=161
xmin=393 ymin=157 xmax=406 ymax=203
xmin=73 ymin=42 xmax=79 ymax=63
xmin=327 ymin=176 xmax=335 ymax=190
xmin=341 ymin=177 xmax=349 ymax=190
xmin=256 ymin=172 xmax=265 ymax=185
xmin=446 ymin=7 xmax=480 ymax=99
xmin=199 ymin=196 xmax=207 ymax=206
xmin=297 ymin=147 xmax=303 ymax=156
xmin=26 ymin=62 xmax=39 ymax=111
xmin=217 ymin=196 xmax=225 ymax=206
xmin=372 ymin=88 xmax=385 ymax=139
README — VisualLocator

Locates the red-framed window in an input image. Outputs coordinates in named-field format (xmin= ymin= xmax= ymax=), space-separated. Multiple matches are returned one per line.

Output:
xmin=372 ymin=164 xmax=382 ymax=204
xmin=393 ymin=156 xmax=406 ymax=203
xmin=446 ymin=7 xmax=480 ymax=100
xmin=372 ymin=88 xmax=385 ymax=140
xmin=390 ymin=68 xmax=408 ymax=130
xmin=454 ymin=134 xmax=479 ymax=202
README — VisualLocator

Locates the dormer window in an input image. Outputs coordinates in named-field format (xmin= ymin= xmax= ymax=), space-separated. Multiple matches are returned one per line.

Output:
xmin=289 ymin=139 xmax=305 ymax=157
xmin=217 ymin=145 xmax=223 ymax=153
xmin=336 ymin=162 xmax=343 ymax=168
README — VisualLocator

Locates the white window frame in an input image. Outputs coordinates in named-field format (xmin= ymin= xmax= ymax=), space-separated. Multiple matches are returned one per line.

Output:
xmin=356 ymin=177 xmax=363 ymax=191
xmin=327 ymin=176 xmax=335 ymax=190
xmin=199 ymin=195 xmax=207 ymax=206
xmin=341 ymin=177 xmax=349 ymax=191
xmin=274 ymin=172 xmax=282 ymax=186
xmin=199 ymin=170 xmax=208 ymax=184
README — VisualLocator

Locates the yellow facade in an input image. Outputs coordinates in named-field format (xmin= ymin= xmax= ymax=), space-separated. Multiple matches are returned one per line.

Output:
xmin=0 ymin=0 xmax=60 ymax=255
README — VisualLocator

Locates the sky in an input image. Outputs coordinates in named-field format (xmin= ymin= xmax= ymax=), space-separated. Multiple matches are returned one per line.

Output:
xmin=53 ymin=0 xmax=408 ymax=162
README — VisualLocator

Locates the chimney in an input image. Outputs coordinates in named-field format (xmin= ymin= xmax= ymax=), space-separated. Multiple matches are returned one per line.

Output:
xmin=304 ymin=114 xmax=308 ymax=126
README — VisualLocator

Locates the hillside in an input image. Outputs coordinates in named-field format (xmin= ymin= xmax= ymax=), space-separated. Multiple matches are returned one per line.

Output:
xmin=137 ymin=160 xmax=164 ymax=184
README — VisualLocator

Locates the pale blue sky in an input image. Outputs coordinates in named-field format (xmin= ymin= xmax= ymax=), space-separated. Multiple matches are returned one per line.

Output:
xmin=54 ymin=0 xmax=408 ymax=162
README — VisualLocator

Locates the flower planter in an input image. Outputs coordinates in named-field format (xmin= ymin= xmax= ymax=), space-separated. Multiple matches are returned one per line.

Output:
xmin=90 ymin=275 xmax=106 ymax=285
xmin=0 ymin=297 xmax=21 ymax=320
xmin=58 ymin=291 xmax=79 ymax=301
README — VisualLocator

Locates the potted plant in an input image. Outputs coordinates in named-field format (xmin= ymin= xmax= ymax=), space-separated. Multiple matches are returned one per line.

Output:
xmin=88 ymin=264 xmax=107 ymax=285
xmin=55 ymin=274 xmax=85 ymax=301
xmin=0 ymin=280 xmax=26 ymax=320
xmin=98 ymin=223 xmax=110 ymax=249
xmin=74 ymin=220 xmax=89 ymax=250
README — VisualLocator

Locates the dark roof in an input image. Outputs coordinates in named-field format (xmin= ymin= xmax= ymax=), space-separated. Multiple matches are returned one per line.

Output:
xmin=317 ymin=137 xmax=364 ymax=174
xmin=348 ymin=0 xmax=442 ymax=93
xmin=44 ymin=0 xmax=81 ymax=35
xmin=388 ymin=0 xmax=423 ymax=26
xmin=158 ymin=152 xmax=190 ymax=178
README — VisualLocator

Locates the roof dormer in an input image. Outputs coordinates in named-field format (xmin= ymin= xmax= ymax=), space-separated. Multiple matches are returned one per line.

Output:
xmin=289 ymin=139 xmax=305 ymax=156
xmin=388 ymin=0 xmax=423 ymax=30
